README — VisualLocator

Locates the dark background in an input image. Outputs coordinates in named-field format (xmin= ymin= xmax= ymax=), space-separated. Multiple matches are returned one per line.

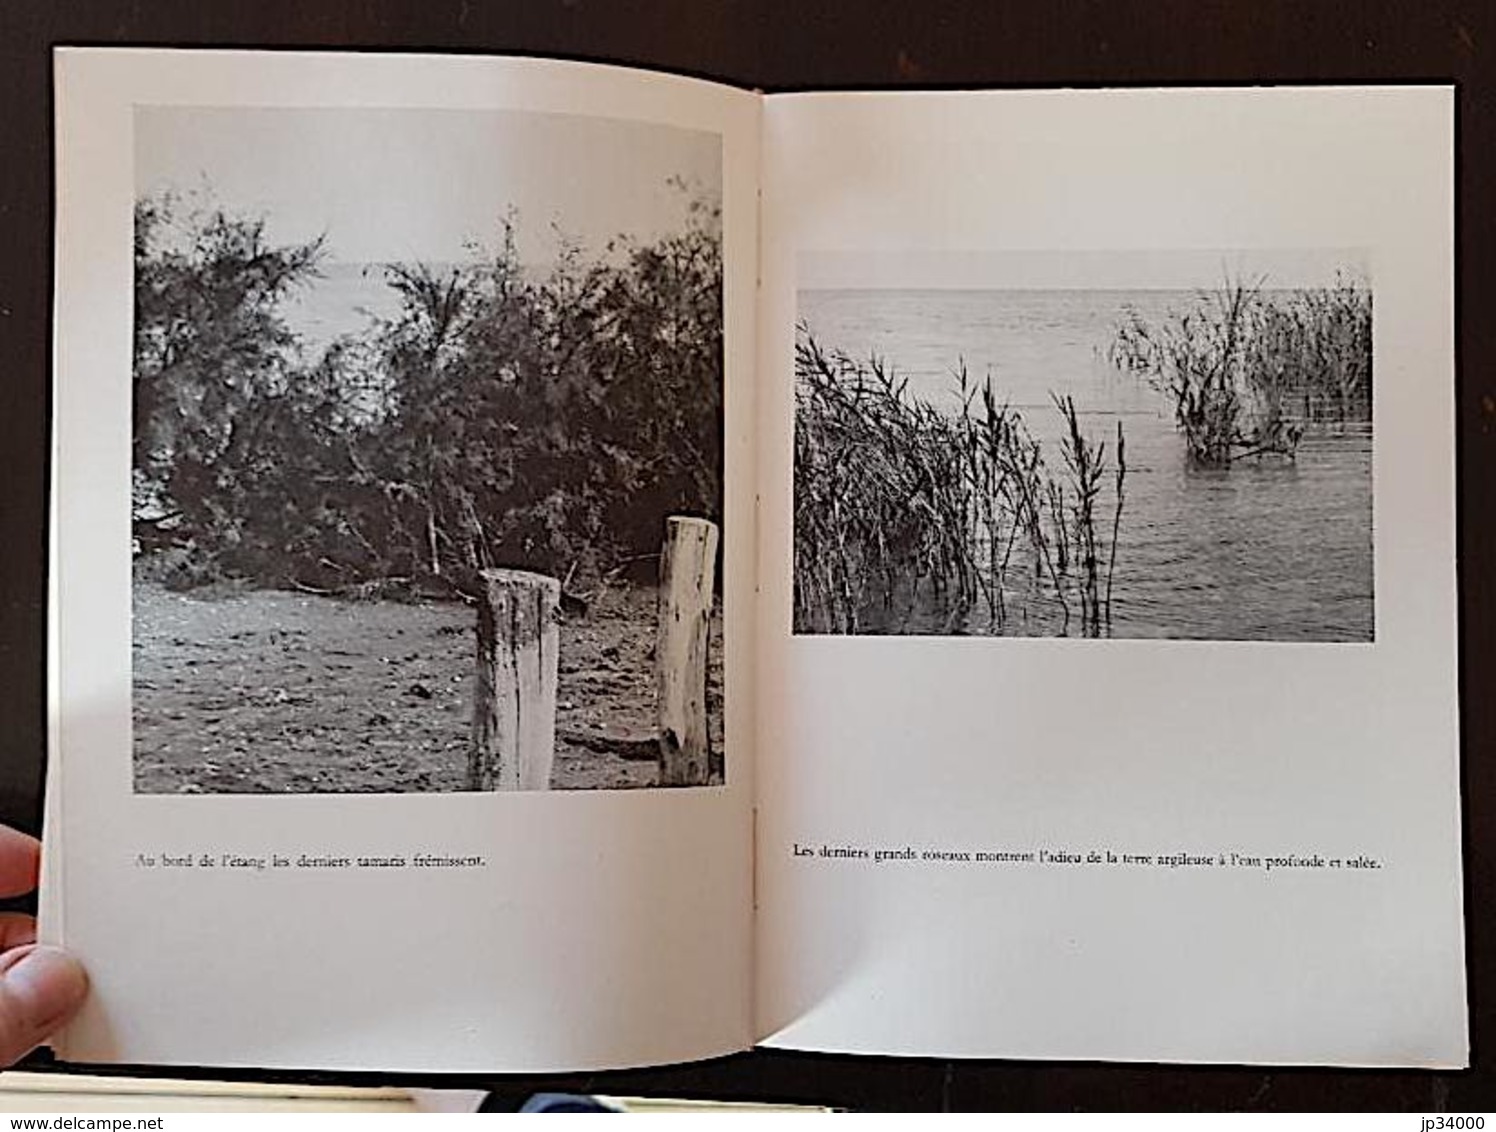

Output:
xmin=2 ymin=0 xmax=1491 ymax=1112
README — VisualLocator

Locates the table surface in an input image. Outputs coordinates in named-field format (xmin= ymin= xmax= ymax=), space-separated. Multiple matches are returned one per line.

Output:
xmin=2 ymin=0 xmax=1492 ymax=1111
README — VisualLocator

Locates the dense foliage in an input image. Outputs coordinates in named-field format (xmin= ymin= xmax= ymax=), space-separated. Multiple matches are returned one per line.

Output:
xmin=133 ymin=189 xmax=723 ymax=594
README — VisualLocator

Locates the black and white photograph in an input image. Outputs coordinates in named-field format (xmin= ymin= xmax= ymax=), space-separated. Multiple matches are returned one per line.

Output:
xmin=131 ymin=105 xmax=725 ymax=793
xmin=794 ymin=253 xmax=1374 ymax=641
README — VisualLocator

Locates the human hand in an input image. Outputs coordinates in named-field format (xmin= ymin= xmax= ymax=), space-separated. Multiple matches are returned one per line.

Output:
xmin=0 ymin=825 xmax=87 ymax=1065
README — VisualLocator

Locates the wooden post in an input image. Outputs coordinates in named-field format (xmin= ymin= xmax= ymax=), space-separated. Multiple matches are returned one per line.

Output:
xmin=657 ymin=516 xmax=720 ymax=787
xmin=469 ymin=569 xmax=559 ymax=791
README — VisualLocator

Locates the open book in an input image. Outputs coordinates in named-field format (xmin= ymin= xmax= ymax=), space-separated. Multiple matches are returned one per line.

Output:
xmin=47 ymin=48 xmax=1464 ymax=1073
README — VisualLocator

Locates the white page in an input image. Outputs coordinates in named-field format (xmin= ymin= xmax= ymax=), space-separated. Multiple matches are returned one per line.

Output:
xmin=754 ymin=87 xmax=1464 ymax=1067
xmin=48 ymin=48 xmax=758 ymax=1073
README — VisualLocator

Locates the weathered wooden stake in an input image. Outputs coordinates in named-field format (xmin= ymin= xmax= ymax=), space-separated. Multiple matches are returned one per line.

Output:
xmin=469 ymin=569 xmax=559 ymax=792
xmin=657 ymin=516 xmax=720 ymax=787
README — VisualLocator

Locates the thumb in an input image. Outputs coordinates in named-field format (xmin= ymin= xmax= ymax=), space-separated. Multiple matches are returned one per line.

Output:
xmin=0 ymin=945 xmax=88 ymax=1065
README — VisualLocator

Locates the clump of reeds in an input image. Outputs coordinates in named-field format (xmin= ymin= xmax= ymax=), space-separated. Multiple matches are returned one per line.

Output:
xmin=1255 ymin=274 xmax=1373 ymax=426
xmin=1110 ymin=273 xmax=1371 ymax=465
xmin=793 ymin=327 xmax=1126 ymax=637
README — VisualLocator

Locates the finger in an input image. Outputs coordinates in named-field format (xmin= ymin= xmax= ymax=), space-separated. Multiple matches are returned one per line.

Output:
xmin=0 ymin=945 xmax=88 ymax=1066
xmin=0 ymin=913 xmax=36 ymax=952
xmin=0 ymin=828 xmax=40 ymax=899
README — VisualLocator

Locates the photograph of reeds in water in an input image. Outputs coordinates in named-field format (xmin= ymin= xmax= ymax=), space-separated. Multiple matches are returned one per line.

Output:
xmin=794 ymin=260 xmax=1374 ymax=641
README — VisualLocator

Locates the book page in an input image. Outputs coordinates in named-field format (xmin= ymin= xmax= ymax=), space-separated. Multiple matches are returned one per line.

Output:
xmin=48 ymin=48 xmax=758 ymax=1072
xmin=754 ymin=87 xmax=1464 ymax=1066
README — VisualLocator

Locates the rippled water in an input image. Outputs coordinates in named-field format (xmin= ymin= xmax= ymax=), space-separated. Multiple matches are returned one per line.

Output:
xmin=797 ymin=289 xmax=1374 ymax=642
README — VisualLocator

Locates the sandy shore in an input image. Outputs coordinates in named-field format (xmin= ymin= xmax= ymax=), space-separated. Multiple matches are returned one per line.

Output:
xmin=132 ymin=581 xmax=725 ymax=793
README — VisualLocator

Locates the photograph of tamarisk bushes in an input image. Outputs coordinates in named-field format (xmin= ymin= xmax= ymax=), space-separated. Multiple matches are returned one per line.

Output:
xmin=130 ymin=106 xmax=726 ymax=793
